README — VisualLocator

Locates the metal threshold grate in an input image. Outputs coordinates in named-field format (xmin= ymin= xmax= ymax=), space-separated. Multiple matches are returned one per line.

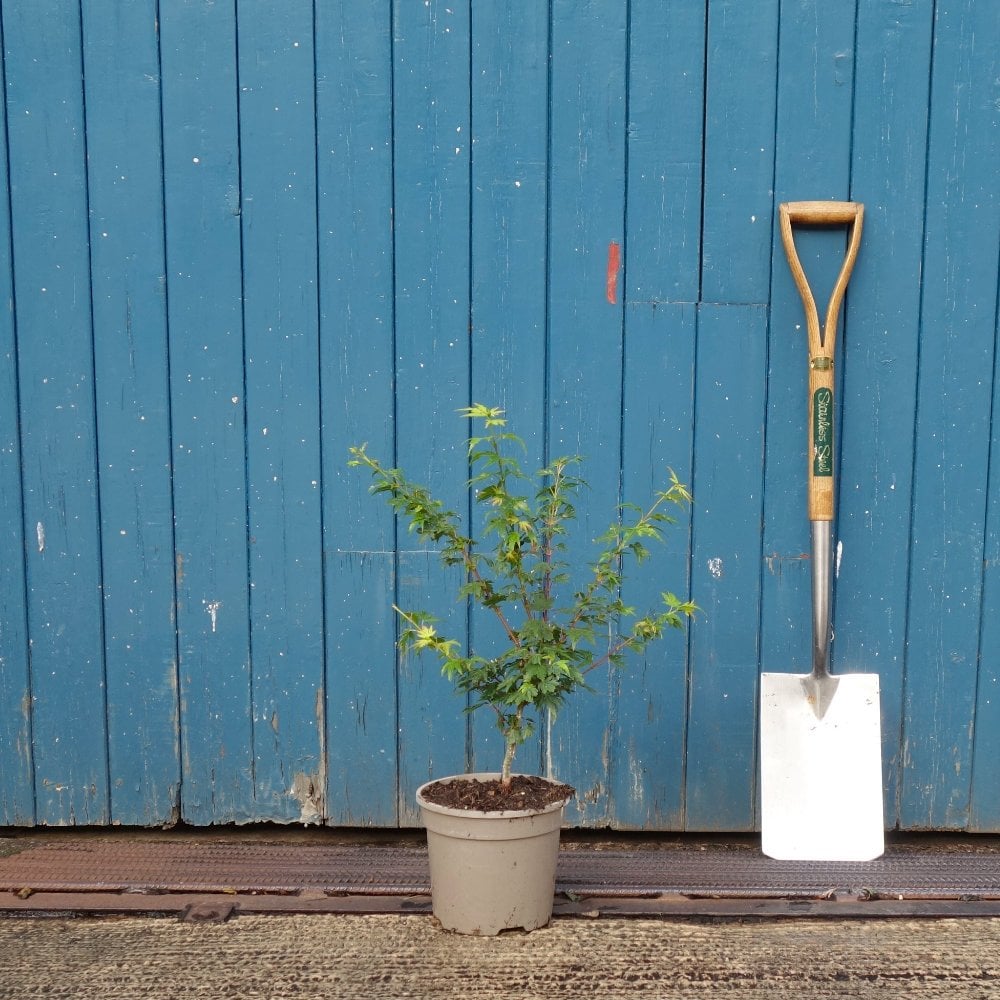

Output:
xmin=1 ymin=837 xmax=998 ymax=902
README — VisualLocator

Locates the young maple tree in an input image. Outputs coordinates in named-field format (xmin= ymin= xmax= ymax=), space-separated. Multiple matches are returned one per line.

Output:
xmin=350 ymin=404 xmax=696 ymax=786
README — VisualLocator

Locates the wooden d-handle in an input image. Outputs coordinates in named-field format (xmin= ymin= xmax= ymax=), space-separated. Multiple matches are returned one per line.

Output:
xmin=780 ymin=200 xmax=862 ymax=225
xmin=779 ymin=201 xmax=864 ymax=521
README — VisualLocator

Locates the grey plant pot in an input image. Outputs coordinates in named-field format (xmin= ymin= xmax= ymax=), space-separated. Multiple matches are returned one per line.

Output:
xmin=416 ymin=772 xmax=571 ymax=936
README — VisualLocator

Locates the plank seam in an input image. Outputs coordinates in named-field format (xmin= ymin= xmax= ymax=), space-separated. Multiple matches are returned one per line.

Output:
xmin=608 ymin=0 xmax=634 ymax=822
xmin=153 ymin=0 xmax=184 ymax=828
xmin=968 ymin=172 xmax=1000 ymax=829
xmin=388 ymin=0 xmax=402 ymax=827
xmin=309 ymin=0 xmax=331 ymax=828
xmin=232 ymin=2 xmax=257 ymax=801
xmin=76 ymin=0 xmax=112 ymax=826
xmin=696 ymin=0 xmax=710 ymax=306
xmin=0 ymin=6 xmax=35 ymax=826
xmin=896 ymin=0 xmax=939 ymax=829
xmin=464 ymin=0 xmax=474 ymax=774
xmin=750 ymin=0 xmax=785 ymax=832
xmin=540 ymin=0 xmax=555 ymax=777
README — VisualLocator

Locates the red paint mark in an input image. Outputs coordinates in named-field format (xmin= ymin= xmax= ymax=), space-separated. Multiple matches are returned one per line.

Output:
xmin=606 ymin=241 xmax=621 ymax=304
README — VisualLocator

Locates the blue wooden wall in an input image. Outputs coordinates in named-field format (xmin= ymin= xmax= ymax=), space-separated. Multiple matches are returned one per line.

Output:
xmin=0 ymin=0 xmax=997 ymax=831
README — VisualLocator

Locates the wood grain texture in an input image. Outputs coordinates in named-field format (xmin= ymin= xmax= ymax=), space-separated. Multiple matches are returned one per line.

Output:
xmin=3 ymin=1 xmax=109 ymax=825
xmin=605 ymin=1 xmax=704 ymax=829
xmin=316 ymin=2 xmax=398 ymax=827
xmin=836 ymin=0 xmax=934 ymax=825
xmin=899 ymin=0 xmax=1000 ymax=830
xmin=467 ymin=0 xmax=549 ymax=778
xmin=612 ymin=303 xmax=696 ymax=829
xmin=701 ymin=0 xmax=779 ymax=305
xmin=81 ymin=0 xmax=181 ymax=827
xmin=392 ymin=0 xmax=473 ymax=824
xmin=0 ymin=34 xmax=32 ymax=826
xmin=237 ymin=0 xmax=326 ymax=825
xmin=971 ymin=300 xmax=1000 ymax=831
xmin=544 ymin=0 xmax=629 ymax=826
xmin=625 ymin=0 xmax=706 ymax=305
xmin=160 ymin=0 xmax=254 ymax=824
xmin=686 ymin=304 xmax=768 ymax=831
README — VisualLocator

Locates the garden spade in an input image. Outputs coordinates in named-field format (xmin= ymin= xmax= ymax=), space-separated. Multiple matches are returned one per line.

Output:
xmin=760 ymin=201 xmax=884 ymax=862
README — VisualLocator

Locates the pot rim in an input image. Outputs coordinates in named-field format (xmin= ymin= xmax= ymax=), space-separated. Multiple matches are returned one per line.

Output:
xmin=415 ymin=772 xmax=573 ymax=819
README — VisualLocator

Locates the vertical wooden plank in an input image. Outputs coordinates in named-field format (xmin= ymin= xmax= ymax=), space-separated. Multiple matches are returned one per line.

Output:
xmin=467 ymin=0 xmax=549 ymax=776
xmin=684 ymin=0 xmax=777 ymax=831
xmin=316 ymin=2 xmax=398 ymax=826
xmin=685 ymin=304 xmax=768 ymax=831
xmin=3 ymin=2 xmax=109 ymax=825
xmin=971 ymin=303 xmax=1000 ymax=832
xmin=236 ymin=0 xmax=325 ymax=824
xmin=609 ymin=0 xmax=704 ymax=830
xmin=900 ymin=0 xmax=1000 ymax=829
xmin=81 ymin=0 xmax=180 ymax=826
xmin=625 ymin=0 xmax=706 ymax=306
xmin=160 ymin=0 xmax=254 ymax=824
xmin=0 ymin=29 xmax=32 ymax=825
xmin=613 ymin=303 xmax=696 ymax=829
xmin=546 ymin=0 xmax=628 ymax=826
xmin=701 ymin=0 xmax=779 ymax=305
xmin=392 ymin=0 xmax=472 ymax=823
xmin=837 ymin=0 xmax=934 ymax=825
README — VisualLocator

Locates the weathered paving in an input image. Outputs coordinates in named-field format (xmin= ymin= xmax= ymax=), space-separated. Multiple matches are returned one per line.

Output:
xmin=1 ymin=914 xmax=999 ymax=999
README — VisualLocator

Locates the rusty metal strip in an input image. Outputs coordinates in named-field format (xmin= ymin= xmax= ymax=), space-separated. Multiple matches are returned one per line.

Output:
xmin=551 ymin=896 xmax=1000 ymax=919
xmin=0 ymin=891 xmax=433 ymax=918
xmin=4 ymin=890 xmax=1000 ymax=921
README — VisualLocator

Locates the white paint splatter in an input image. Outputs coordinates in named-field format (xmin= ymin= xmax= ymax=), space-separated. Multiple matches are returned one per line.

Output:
xmin=36 ymin=522 xmax=45 ymax=553
xmin=707 ymin=557 xmax=723 ymax=579
xmin=205 ymin=600 xmax=222 ymax=633
xmin=836 ymin=541 xmax=844 ymax=578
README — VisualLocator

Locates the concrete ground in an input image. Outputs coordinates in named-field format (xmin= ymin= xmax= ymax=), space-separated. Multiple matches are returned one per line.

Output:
xmin=1 ymin=912 xmax=999 ymax=999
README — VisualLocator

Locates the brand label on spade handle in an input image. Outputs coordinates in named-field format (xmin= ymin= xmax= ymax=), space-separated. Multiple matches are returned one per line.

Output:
xmin=813 ymin=388 xmax=833 ymax=477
